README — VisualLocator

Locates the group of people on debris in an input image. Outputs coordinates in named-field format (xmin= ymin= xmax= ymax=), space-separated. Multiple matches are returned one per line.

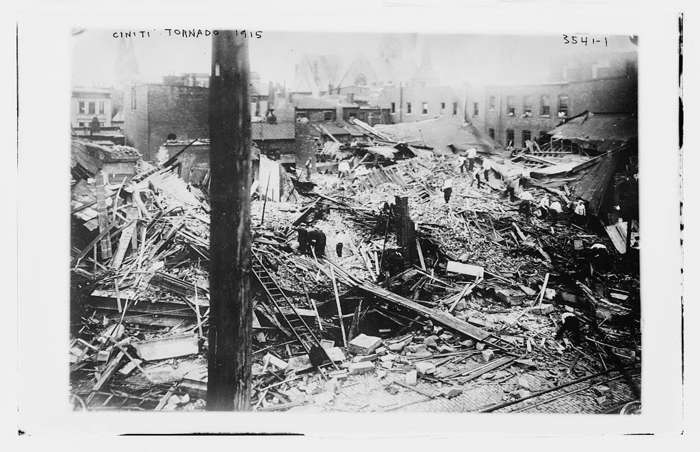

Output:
xmin=517 ymin=193 xmax=588 ymax=222
xmin=296 ymin=227 xmax=348 ymax=259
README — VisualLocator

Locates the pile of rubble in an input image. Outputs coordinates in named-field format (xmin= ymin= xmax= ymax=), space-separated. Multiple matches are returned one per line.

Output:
xmin=69 ymin=141 xmax=641 ymax=413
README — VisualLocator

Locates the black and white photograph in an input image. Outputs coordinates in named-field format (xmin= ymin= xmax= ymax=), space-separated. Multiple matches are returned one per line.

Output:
xmin=12 ymin=0 xmax=691 ymax=443
xmin=67 ymin=29 xmax=641 ymax=414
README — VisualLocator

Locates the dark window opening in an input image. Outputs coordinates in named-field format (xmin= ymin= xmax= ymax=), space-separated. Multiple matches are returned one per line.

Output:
xmin=323 ymin=111 xmax=334 ymax=121
xmin=78 ymin=101 xmax=86 ymax=114
xmin=441 ymin=102 xmax=446 ymax=112
xmin=522 ymin=130 xmax=531 ymax=147
xmin=506 ymin=96 xmax=516 ymax=116
xmin=98 ymin=101 xmax=105 ymax=115
xmin=167 ymin=133 xmax=177 ymax=141
xmin=488 ymin=128 xmax=495 ymax=139
xmin=391 ymin=102 xmax=396 ymax=113
xmin=88 ymin=102 xmax=95 ymax=114
xmin=488 ymin=96 xmax=496 ymax=110
xmin=452 ymin=102 xmax=458 ymax=115
xmin=406 ymin=102 xmax=412 ymax=114
xmin=421 ymin=102 xmax=428 ymax=115
xmin=540 ymin=95 xmax=551 ymax=116
xmin=506 ymin=129 xmax=514 ymax=146
xmin=473 ymin=102 xmax=479 ymax=116
xmin=558 ymin=95 xmax=569 ymax=117
xmin=523 ymin=96 xmax=533 ymax=117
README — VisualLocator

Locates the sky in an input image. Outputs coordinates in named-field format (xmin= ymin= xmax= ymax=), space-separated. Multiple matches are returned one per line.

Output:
xmin=71 ymin=29 xmax=637 ymax=89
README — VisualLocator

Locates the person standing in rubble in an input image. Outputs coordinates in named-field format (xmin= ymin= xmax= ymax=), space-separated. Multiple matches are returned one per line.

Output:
xmin=307 ymin=228 xmax=327 ymax=258
xmin=457 ymin=154 xmax=467 ymax=173
xmin=304 ymin=158 xmax=312 ymax=181
xmin=338 ymin=159 xmax=351 ymax=178
xmin=588 ymin=243 xmax=610 ymax=275
xmin=471 ymin=166 xmax=483 ymax=189
xmin=573 ymin=198 xmax=587 ymax=226
xmin=442 ymin=178 xmax=454 ymax=204
xmin=466 ymin=147 xmax=478 ymax=171
xmin=518 ymin=191 xmax=534 ymax=218
xmin=555 ymin=311 xmax=583 ymax=345
xmin=537 ymin=194 xmax=550 ymax=218
xmin=297 ymin=227 xmax=311 ymax=255
xmin=549 ymin=199 xmax=563 ymax=219
xmin=482 ymin=158 xmax=491 ymax=183
xmin=505 ymin=175 xmax=519 ymax=202
xmin=335 ymin=231 xmax=346 ymax=258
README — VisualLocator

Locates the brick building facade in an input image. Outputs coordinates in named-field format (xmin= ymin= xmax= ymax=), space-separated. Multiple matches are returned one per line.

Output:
xmin=123 ymin=83 xmax=209 ymax=161
xmin=377 ymin=84 xmax=464 ymax=124
xmin=467 ymin=52 xmax=637 ymax=149
xmin=71 ymin=88 xmax=113 ymax=128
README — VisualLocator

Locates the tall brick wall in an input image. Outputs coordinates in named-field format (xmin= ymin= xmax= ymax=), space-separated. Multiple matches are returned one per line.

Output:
xmin=123 ymin=85 xmax=150 ymax=157
xmin=378 ymin=85 xmax=464 ymax=123
xmin=146 ymin=85 xmax=209 ymax=161
xmin=468 ymin=75 xmax=637 ymax=147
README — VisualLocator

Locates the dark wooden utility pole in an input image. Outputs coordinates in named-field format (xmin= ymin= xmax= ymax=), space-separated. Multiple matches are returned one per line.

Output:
xmin=207 ymin=30 xmax=252 ymax=411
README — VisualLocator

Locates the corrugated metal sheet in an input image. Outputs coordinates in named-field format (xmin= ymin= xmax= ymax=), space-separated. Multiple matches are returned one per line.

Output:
xmin=549 ymin=111 xmax=636 ymax=142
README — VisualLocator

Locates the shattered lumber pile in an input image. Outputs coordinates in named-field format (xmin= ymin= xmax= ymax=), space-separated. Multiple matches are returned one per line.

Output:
xmin=69 ymin=148 xmax=640 ymax=413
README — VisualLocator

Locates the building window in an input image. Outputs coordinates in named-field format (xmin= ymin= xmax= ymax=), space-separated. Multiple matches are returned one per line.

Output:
xmin=78 ymin=101 xmax=86 ymax=114
xmin=131 ymin=88 xmax=137 ymax=110
xmin=488 ymin=128 xmax=495 ymax=139
xmin=452 ymin=102 xmax=458 ymax=115
xmin=88 ymin=102 xmax=95 ymax=114
xmin=473 ymin=102 xmax=479 ymax=117
xmin=323 ymin=111 xmax=333 ymax=121
xmin=98 ymin=101 xmax=105 ymax=115
xmin=506 ymin=129 xmax=515 ymax=146
xmin=523 ymin=96 xmax=533 ymax=117
xmin=421 ymin=102 xmax=428 ymax=115
xmin=441 ymin=102 xmax=446 ymax=113
xmin=539 ymin=131 xmax=548 ymax=140
xmin=506 ymin=96 xmax=516 ymax=116
xmin=391 ymin=102 xmax=396 ymax=113
xmin=78 ymin=122 xmax=85 ymax=127
xmin=488 ymin=96 xmax=496 ymax=110
xmin=406 ymin=102 xmax=412 ymax=114
xmin=558 ymin=95 xmax=569 ymax=117
xmin=540 ymin=95 xmax=551 ymax=116
xmin=522 ymin=130 xmax=531 ymax=147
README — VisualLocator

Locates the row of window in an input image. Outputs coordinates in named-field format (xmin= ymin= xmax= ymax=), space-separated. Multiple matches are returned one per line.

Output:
xmin=474 ymin=94 xmax=569 ymax=118
xmin=76 ymin=121 xmax=105 ymax=127
xmin=78 ymin=100 xmax=106 ymax=115
xmin=390 ymin=101 xmax=459 ymax=116
xmin=487 ymin=128 xmax=548 ymax=148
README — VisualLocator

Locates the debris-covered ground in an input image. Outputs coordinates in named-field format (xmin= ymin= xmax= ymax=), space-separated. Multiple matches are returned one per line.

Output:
xmin=69 ymin=139 xmax=641 ymax=414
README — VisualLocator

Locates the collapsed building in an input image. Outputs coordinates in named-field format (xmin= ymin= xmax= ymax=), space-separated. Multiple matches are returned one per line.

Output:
xmin=68 ymin=112 xmax=641 ymax=414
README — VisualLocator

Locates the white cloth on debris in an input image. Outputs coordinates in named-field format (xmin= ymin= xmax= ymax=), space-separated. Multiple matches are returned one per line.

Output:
xmin=550 ymin=201 xmax=563 ymax=213
xmin=442 ymin=179 xmax=453 ymax=190
xmin=338 ymin=161 xmax=350 ymax=173
xmin=538 ymin=196 xmax=550 ymax=209
xmin=574 ymin=202 xmax=586 ymax=216
xmin=482 ymin=159 xmax=491 ymax=170
xmin=467 ymin=148 xmax=478 ymax=159
xmin=457 ymin=156 xmax=466 ymax=166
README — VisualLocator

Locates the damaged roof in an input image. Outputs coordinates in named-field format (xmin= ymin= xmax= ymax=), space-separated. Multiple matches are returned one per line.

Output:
xmin=548 ymin=111 xmax=637 ymax=142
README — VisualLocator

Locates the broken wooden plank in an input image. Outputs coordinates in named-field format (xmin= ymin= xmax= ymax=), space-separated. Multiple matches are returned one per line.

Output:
xmin=446 ymin=261 xmax=484 ymax=278
xmin=86 ymin=351 xmax=125 ymax=405
xmin=132 ymin=334 xmax=199 ymax=361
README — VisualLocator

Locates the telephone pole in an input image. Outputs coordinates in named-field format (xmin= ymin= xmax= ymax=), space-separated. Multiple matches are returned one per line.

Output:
xmin=207 ymin=31 xmax=252 ymax=411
